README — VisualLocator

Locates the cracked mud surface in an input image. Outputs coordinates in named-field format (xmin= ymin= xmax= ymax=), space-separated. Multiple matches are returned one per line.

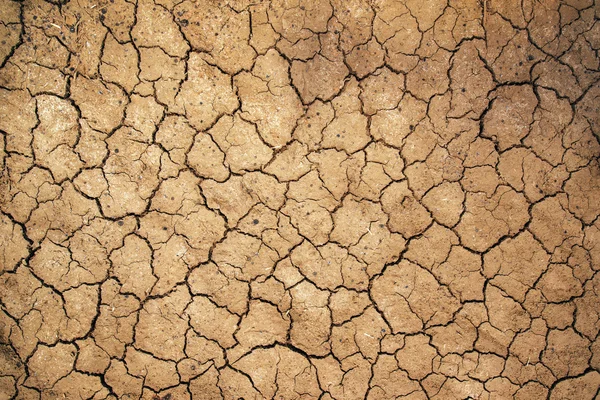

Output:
xmin=1 ymin=0 xmax=600 ymax=398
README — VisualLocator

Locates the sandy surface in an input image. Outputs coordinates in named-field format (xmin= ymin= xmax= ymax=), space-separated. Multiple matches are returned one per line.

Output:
xmin=1 ymin=0 xmax=600 ymax=398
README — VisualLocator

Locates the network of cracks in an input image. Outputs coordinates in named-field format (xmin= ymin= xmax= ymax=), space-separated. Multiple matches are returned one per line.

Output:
xmin=0 ymin=0 xmax=600 ymax=398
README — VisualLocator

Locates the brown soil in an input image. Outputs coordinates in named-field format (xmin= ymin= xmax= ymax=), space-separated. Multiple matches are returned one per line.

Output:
xmin=1 ymin=0 xmax=600 ymax=398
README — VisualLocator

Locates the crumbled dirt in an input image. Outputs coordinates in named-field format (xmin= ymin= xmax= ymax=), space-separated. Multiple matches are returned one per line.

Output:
xmin=1 ymin=0 xmax=600 ymax=398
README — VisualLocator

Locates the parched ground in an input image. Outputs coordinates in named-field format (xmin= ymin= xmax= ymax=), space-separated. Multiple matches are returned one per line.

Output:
xmin=0 ymin=0 xmax=600 ymax=398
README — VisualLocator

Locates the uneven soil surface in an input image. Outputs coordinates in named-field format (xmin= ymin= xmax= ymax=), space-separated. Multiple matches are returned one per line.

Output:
xmin=1 ymin=0 xmax=600 ymax=398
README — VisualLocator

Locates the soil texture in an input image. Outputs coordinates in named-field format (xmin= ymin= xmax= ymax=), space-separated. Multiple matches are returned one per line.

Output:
xmin=1 ymin=0 xmax=600 ymax=399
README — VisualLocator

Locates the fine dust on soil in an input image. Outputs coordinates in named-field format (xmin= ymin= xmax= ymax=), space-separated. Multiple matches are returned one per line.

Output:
xmin=0 ymin=0 xmax=600 ymax=399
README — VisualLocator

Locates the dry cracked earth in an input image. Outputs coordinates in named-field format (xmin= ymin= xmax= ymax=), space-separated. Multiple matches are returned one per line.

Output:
xmin=1 ymin=0 xmax=600 ymax=399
